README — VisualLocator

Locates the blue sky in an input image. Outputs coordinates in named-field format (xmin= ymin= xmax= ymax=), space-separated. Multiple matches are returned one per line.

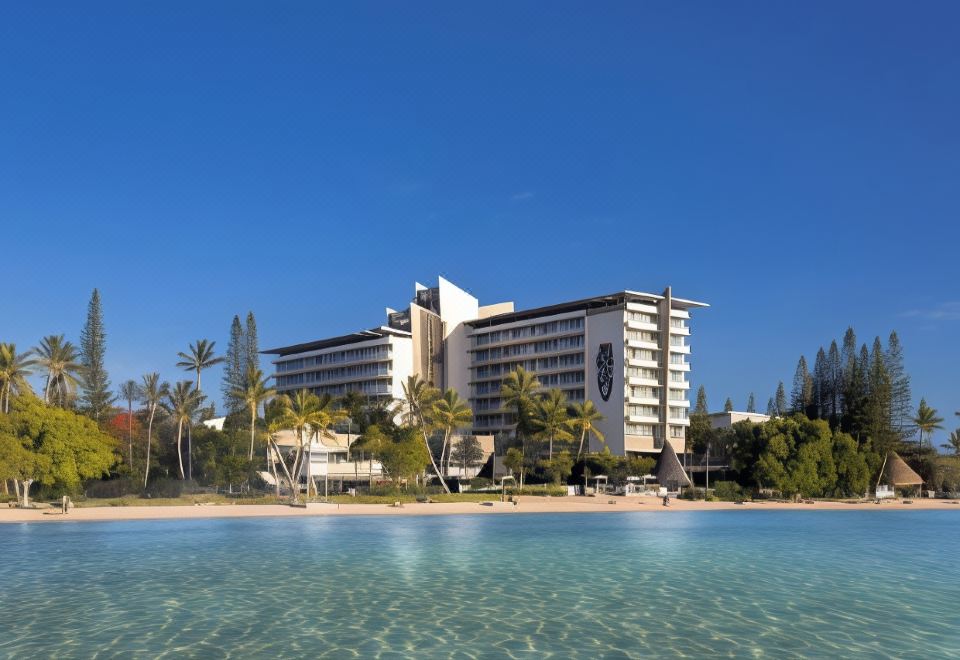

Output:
xmin=2 ymin=2 xmax=958 ymax=441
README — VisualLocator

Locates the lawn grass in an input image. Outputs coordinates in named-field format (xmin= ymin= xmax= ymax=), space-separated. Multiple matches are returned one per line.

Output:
xmin=69 ymin=492 xmax=512 ymax=507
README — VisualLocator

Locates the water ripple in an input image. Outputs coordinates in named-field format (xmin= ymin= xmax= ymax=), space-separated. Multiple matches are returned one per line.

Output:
xmin=1 ymin=511 xmax=959 ymax=658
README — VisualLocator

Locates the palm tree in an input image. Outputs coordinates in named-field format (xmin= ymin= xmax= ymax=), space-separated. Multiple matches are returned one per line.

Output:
xmin=913 ymin=398 xmax=944 ymax=483
xmin=312 ymin=393 xmax=346 ymax=498
xmin=500 ymin=367 xmax=541 ymax=441
xmin=232 ymin=366 xmax=276 ymax=461
xmin=431 ymin=388 xmax=473 ymax=476
xmin=176 ymin=339 xmax=224 ymax=393
xmin=165 ymin=381 xmax=202 ymax=480
xmin=401 ymin=375 xmax=449 ymax=493
xmin=119 ymin=379 xmax=141 ymax=470
xmin=530 ymin=389 xmax=574 ymax=460
xmin=140 ymin=373 xmax=169 ymax=488
xmin=33 ymin=334 xmax=81 ymax=406
xmin=0 ymin=343 xmax=35 ymax=413
xmin=941 ymin=429 xmax=960 ymax=456
xmin=273 ymin=389 xmax=328 ymax=501
xmin=913 ymin=398 xmax=944 ymax=454
xmin=569 ymin=399 xmax=605 ymax=460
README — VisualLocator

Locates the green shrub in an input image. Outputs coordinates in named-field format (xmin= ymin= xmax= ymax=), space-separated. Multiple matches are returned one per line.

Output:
xmin=143 ymin=478 xmax=183 ymax=499
xmin=712 ymin=481 xmax=745 ymax=502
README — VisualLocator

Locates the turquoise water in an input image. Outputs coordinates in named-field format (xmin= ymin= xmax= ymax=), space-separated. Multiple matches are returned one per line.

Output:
xmin=1 ymin=511 xmax=958 ymax=658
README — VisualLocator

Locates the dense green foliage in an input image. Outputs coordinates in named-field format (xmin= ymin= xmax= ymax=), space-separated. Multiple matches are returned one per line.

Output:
xmin=0 ymin=396 xmax=116 ymax=497
xmin=78 ymin=288 xmax=113 ymax=420
xmin=713 ymin=417 xmax=873 ymax=497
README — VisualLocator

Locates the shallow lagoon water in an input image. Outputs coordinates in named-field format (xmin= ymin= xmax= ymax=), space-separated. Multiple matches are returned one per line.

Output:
xmin=1 ymin=511 xmax=958 ymax=658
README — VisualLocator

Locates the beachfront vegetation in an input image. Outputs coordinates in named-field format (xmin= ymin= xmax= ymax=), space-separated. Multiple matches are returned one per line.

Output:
xmin=0 ymin=396 xmax=115 ymax=505
xmin=693 ymin=327 xmax=960 ymax=498
xmin=5 ymin=296 xmax=957 ymax=507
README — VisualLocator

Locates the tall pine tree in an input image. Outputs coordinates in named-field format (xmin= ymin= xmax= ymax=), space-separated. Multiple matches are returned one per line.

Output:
xmin=812 ymin=347 xmax=828 ymax=419
xmin=790 ymin=356 xmax=813 ymax=415
xmin=885 ymin=330 xmax=912 ymax=440
xmin=746 ymin=392 xmax=756 ymax=413
xmin=245 ymin=311 xmax=260 ymax=374
xmin=688 ymin=385 xmax=711 ymax=452
xmin=827 ymin=340 xmax=842 ymax=422
xmin=774 ymin=382 xmax=787 ymax=417
xmin=840 ymin=327 xmax=857 ymax=417
xmin=694 ymin=385 xmax=708 ymax=414
xmin=724 ymin=397 xmax=733 ymax=412
xmin=766 ymin=397 xmax=776 ymax=417
xmin=866 ymin=336 xmax=895 ymax=453
xmin=79 ymin=288 xmax=112 ymax=420
xmin=222 ymin=315 xmax=245 ymax=415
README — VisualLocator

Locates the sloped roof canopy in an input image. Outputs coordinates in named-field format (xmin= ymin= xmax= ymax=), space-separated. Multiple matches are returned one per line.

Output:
xmin=882 ymin=452 xmax=923 ymax=486
xmin=655 ymin=441 xmax=692 ymax=489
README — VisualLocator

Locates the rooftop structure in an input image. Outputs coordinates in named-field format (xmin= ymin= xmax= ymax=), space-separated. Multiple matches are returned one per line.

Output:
xmin=707 ymin=411 xmax=771 ymax=429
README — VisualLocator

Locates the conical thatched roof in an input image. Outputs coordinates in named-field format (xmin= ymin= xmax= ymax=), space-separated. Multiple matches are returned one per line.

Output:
xmin=882 ymin=452 xmax=922 ymax=486
xmin=655 ymin=440 xmax=692 ymax=489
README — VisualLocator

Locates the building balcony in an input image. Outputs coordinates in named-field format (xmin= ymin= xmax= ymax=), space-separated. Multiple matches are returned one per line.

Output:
xmin=625 ymin=319 xmax=659 ymax=332
xmin=625 ymin=395 xmax=661 ymax=406
xmin=626 ymin=413 xmax=661 ymax=424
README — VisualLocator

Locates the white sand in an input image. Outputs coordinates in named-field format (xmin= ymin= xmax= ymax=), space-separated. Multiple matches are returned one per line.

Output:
xmin=2 ymin=496 xmax=958 ymax=524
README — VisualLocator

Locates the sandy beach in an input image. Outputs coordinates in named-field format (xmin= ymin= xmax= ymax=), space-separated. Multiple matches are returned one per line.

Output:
xmin=2 ymin=496 xmax=959 ymax=524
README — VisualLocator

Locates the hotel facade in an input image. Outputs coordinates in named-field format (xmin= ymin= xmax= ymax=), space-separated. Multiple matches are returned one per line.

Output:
xmin=263 ymin=278 xmax=707 ymax=457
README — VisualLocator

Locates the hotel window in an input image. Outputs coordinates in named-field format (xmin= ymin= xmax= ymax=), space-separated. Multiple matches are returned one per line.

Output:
xmin=629 ymin=386 xmax=658 ymax=398
xmin=628 ymin=311 xmax=656 ymax=324
xmin=670 ymin=425 xmax=685 ymax=438
xmin=626 ymin=423 xmax=654 ymax=436
xmin=668 ymin=389 xmax=686 ymax=401
xmin=669 ymin=354 xmax=688 ymax=365
xmin=669 ymin=407 xmax=688 ymax=420
xmin=627 ymin=404 xmax=658 ymax=418
xmin=670 ymin=318 xmax=687 ymax=329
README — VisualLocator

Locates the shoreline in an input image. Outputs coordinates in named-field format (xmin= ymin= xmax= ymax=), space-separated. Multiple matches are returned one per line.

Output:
xmin=3 ymin=496 xmax=959 ymax=524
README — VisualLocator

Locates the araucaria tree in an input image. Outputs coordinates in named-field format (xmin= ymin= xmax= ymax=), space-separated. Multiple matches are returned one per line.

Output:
xmin=774 ymin=382 xmax=787 ymax=417
xmin=245 ymin=312 xmax=260 ymax=374
xmin=222 ymin=315 xmax=245 ymax=414
xmin=790 ymin=356 xmax=813 ymax=416
xmin=79 ymin=288 xmax=113 ymax=420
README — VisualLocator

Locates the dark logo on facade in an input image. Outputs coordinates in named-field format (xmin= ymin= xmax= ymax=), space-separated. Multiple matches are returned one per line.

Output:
xmin=596 ymin=343 xmax=614 ymax=401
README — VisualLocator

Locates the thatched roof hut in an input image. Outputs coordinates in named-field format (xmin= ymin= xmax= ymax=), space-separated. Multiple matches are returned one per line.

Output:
xmin=881 ymin=452 xmax=922 ymax=487
xmin=655 ymin=441 xmax=692 ymax=490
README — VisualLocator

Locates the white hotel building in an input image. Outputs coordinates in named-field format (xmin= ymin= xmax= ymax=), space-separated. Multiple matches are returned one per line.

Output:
xmin=264 ymin=278 xmax=707 ymax=457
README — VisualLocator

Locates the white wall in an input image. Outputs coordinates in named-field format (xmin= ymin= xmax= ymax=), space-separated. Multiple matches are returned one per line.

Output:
xmin=585 ymin=309 xmax=626 ymax=455
xmin=390 ymin=336 xmax=414 ymax=401
xmin=438 ymin=276 xmax=479 ymax=401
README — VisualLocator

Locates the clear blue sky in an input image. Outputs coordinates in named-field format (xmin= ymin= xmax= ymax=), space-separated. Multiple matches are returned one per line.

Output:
xmin=2 ymin=2 xmax=958 ymax=440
